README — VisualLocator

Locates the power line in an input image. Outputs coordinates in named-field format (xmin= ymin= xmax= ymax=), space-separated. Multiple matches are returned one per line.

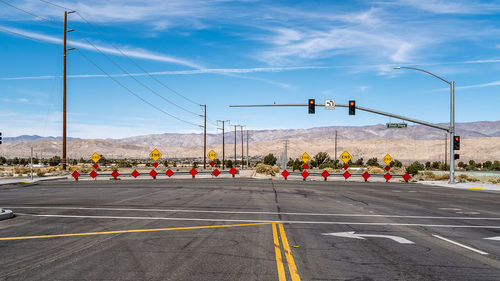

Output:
xmin=1 ymin=1 xmax=204 ymax=128
xmin=40 ymin=0 xmax=203 ymax=107
xmin=76 ymin=48 xmax=202 ymax=128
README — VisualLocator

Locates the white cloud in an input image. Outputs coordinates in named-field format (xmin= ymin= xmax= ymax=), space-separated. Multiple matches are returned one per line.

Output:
xmin=458 ymin=81 xmax=500 ymax=90
xmin=0 ymin=25 xmax=202 ymax=69
xmin=390 ymin=0 xmax=500 ymax=14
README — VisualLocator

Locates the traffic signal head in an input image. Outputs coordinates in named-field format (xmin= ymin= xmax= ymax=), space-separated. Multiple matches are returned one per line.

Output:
xmin=349 ymin=100 xmax=355 ymax=115
xmin=0 ymin=132 xmax=2 ymax=144
xmin=453 ymin=136 xmax=460 ymax=150
xmin=308 ymin=99 xmax=315 ymax=114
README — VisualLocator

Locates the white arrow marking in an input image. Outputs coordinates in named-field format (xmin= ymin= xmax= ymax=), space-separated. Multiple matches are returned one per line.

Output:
xmin=485 ymin=236 xmax=500 ymax=241
xmin=322 ymin=231 xmax=415 ymax=244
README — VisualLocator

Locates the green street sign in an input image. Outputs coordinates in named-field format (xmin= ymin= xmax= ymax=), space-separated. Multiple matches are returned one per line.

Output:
xmin=386 ymin=123 xmax=408 ymax=129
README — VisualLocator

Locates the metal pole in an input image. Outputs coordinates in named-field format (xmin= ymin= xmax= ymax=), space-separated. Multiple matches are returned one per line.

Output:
xmin=246 ymin=130 xmax=249 ymax=169
xmin=335 ymin=130 xmax=338 ymax=159
xmin=203 ymin=104 xmax=206 ymax=169
xmin=222 ymin=121 xmax=225 ymax=170
xmin=30 ymin=147 xmax=33 ymax=181
xmin=234 ymin=125 xmax=237 ymax=167
xmin=444 ymin=133 xmax=447 ymax=166
xmin=241 ymin=126 xmax=244 ymax=169
xmin=62 ymin=11 xmax=67 ymax=170
xmin=449 ymin=81 xmax=455 ymax=183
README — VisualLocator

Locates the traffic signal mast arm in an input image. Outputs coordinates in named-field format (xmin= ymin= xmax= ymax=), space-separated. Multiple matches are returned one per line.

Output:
xmin=230 ymin=103 xmax=450 ymax=132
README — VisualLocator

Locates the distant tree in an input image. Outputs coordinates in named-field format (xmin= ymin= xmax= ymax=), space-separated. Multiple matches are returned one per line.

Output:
xmin=390 ymin=159 xmax=402 ymax=168
xmin=313 ymin=152 xmax=330 ymax=166
xmin=225 ymin=160 xmax=233 ymax=168
xmin=0 ymin=156 xmax=6 ymax=165
xmin=492 ymin=161 xmax=500 ymax=171
xmin=263 ymin=153 xmax=277 ymax=166
xmin=366 ymin=157 xmax=379 ymax=167
xmin=458 ymin=161 xmax=466 ymax=169
xmin=48 ymin=156 xmax=60 ymax=166
xmin=192 ymin=161 xmax=198 ymax=168
xmin=406 ymin=161 xmax=424 ymax=175
xmin=292 ymin=159 xmax=303 ymax=171
xmin=425 ymin=161 xmax=431 ymax=169
xmin=483 ymin=161 xmax=492 ymax=170
xmin=287 ymin=158 xmax=294 ymax=168
xmin=354 ymin=158 xmax=364 ymax=166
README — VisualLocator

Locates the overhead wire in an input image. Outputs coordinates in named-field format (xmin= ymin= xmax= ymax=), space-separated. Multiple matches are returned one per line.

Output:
xmin=2 ymin=0 xmax=204 ymax=128
xmin=76 ymin=49 xmax=202 ymax=128
xmin=39 ymin=0 xmax=203 ymax=107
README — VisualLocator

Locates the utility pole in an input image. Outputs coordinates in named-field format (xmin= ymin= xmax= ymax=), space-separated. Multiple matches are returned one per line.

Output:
xmin=30 ymin=147 xmax=33 ymax=181
xmin=62 ymin=10 xmax=74 ymax=170
xmin=282 ymin=140 xmax=288 ymax=169
xmin=217 ymin=120 xmax=229 ymax=170
xmin=240 ymin=126 xmax=244 ymax=169
xmin=246 ymin=129 xmax=249 ymax=169
xmin=203 ymin=104 xmax=207 ymax=169
xmin=234 ymin=125 xmax=237 ymax=167
xmin=334 ymin=130 xmax=338 ymax=158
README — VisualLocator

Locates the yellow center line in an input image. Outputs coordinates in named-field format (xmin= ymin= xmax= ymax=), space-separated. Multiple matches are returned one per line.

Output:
xmin=272 ymin=223 xmax=287 ymax=281
xmin=468 ymin=187 xmax=483 ymax=190
xmin=278 ymin=223 xmax=301 ymax=281
xmin=0 ymin=222 xmax=272 ymax=241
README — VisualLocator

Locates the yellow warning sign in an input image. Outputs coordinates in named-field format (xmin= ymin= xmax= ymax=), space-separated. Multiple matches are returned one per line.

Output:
xmin=339 ymin=151 xmax=352 ymax=164
xmin=90 ymin=152 xmax=101 ymax=163
xmin=207 ymin=150 xmax=218 ymax=161
xmin=383 ymin=154 xmax=393 ymax=165
xmin=149 ymin=148 xmax=162 ymax=161
xmin=300 ymin=152 xmax=311 ymax=163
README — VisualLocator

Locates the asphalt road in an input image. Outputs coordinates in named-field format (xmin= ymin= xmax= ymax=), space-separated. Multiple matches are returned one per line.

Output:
xmin=1 ymin=178 xmax=500 ymax=280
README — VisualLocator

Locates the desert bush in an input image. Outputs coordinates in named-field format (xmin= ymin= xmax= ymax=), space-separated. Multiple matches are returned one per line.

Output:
xmin=14 ymin=167 xmax=31 ymax=174
xmin=255 ymin=163 xmax=280 ymax=175
xmin=422 ymin=171 xmax=436 ymax=180
xmin=457 ymin=174 xmax=480 ymax=182
xmin=435 ymin=173 xmax=450 ymax=180
xmin=406 ymin=161 xmax=424 ymax=175
xmin=367 ymin=166 xmax=385 ymax=174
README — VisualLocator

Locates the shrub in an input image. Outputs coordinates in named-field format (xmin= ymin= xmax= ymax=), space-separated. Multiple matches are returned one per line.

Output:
xmin=367 ymin=167 xmax=385 ymax=174
xmin=406 ymin=161 xmax=424 ymax=175
xmin=255 ymin=163 xmax=279 ymax=175
xmin=366 ymin=158 xmax=380 ymax=167
xmin=263 ymin=154 xmax=277 ymax=166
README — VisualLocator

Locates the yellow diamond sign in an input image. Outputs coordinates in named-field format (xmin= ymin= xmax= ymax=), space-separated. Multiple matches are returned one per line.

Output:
xmin=90 ymin=152 xmax=101 ymax=163
xmin=383 ymin=154 xmax=393 ymax=165
xmin=339 ymin=151 xmax=352 ymax=164
xmin=300 ymin=152 xmax=311 ymax=163
xmin=149 ymin=148 xmax=162 ymax=161
xmin=207 ymin=150 xmax=218 ymax=161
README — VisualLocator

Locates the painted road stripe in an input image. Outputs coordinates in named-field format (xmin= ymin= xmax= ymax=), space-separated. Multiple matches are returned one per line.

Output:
xmin=15 ymin=213 xmax=500 ymax=229
xmin=7 ymin=206 xmax=500 ymax=220
xmin=432 ymin=234 xmax=489 ymax=255
xmin=468 ymin=188 xmax=484 ymax=190
xmin=272 ymin=223 xmax=286 ymax=281
xmin=0 ymin=222 xmax=272 ymax=241
xmin=278 ymin=223 xmax=301 ymax=281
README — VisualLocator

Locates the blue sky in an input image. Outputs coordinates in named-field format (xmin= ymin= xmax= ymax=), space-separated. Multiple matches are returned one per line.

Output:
xmin=0 ymin=0 xmax=499 ymax=139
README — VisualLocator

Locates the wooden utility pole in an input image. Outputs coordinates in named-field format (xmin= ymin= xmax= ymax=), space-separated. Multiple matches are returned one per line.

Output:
xmin=62 ymin=11 xmax=67 ymax=170
xmin=246 ymin=129 xmax=249 ymax=169
xmin=217 ymin=120 xmax=229 ymax=169
xmin=240 ymin=126 xmax=244 ymax=169
xmin=234 ymin=125 xmax=237 ymax=166
xmin=203 ymin=104 xmax=207 ymax=169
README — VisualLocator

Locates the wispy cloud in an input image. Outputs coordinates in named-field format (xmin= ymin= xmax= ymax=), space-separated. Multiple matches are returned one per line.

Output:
xmin=0 ymin=25 xmax=201 ymax=69
xmin=0 ymin=66 xmax=326 ymax=80
xmin=458 ymin=81 xmax=500 ymax=90
xmin=387 ymin=0 xmax=500 ymax=15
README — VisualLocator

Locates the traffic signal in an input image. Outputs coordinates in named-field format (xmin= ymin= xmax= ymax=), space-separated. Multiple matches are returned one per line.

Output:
xmin=453 ymin=136 xmax=460 ymax=150
xmin=349 ymin=100 xmax=355 ymax=115
xmin=454 ymin=154 xmax=460 ymax=160
xmin=0 ymin=132 xmax=2 ymax=144
xmin=308 ymin=99 xmax=315 ymax=114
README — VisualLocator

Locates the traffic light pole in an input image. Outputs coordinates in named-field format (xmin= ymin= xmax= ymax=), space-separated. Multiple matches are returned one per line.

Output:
xmin=230 ymin=102 xmax=455 ymax=180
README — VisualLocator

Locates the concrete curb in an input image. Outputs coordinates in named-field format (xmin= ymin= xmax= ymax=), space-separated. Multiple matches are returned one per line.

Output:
xmin=0 ymin=209 xmax=14 ymax=221
xmin=0 ymin=176 xmax=68 ymax=186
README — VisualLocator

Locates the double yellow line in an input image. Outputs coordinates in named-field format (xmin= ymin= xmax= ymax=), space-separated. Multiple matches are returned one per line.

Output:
xmin=272 ymin=223 xmax=301 ymax=281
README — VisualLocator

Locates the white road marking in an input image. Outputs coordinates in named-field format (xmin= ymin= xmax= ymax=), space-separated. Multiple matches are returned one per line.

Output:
xmin=432 ymin=234 xmax=489 ymax=255
xmin=322 ymin=231 xmax=415 ymax=244
xmin=439 ymin=208 xmax=462 ymax=211
xmin=15 ymin=213 xmax=500 ymax=229
xmin=6 ymin=206 xmax=500 ymax=220
xmin=485 ymin=236 xmax=500 ymax=241
xmin=456 ymin=211 xmax=480 ymax=215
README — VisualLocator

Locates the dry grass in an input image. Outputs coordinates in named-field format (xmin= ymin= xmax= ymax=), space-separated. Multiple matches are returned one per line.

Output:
xmin=255 ymin=164 xmax=280 ymax=175
xmin=367 ymin=166 xmax=385 ymax=174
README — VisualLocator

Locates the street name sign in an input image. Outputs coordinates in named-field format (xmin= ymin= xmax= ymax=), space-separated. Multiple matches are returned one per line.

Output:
xmin=386 ymin=123 xmax=407 ymax=129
